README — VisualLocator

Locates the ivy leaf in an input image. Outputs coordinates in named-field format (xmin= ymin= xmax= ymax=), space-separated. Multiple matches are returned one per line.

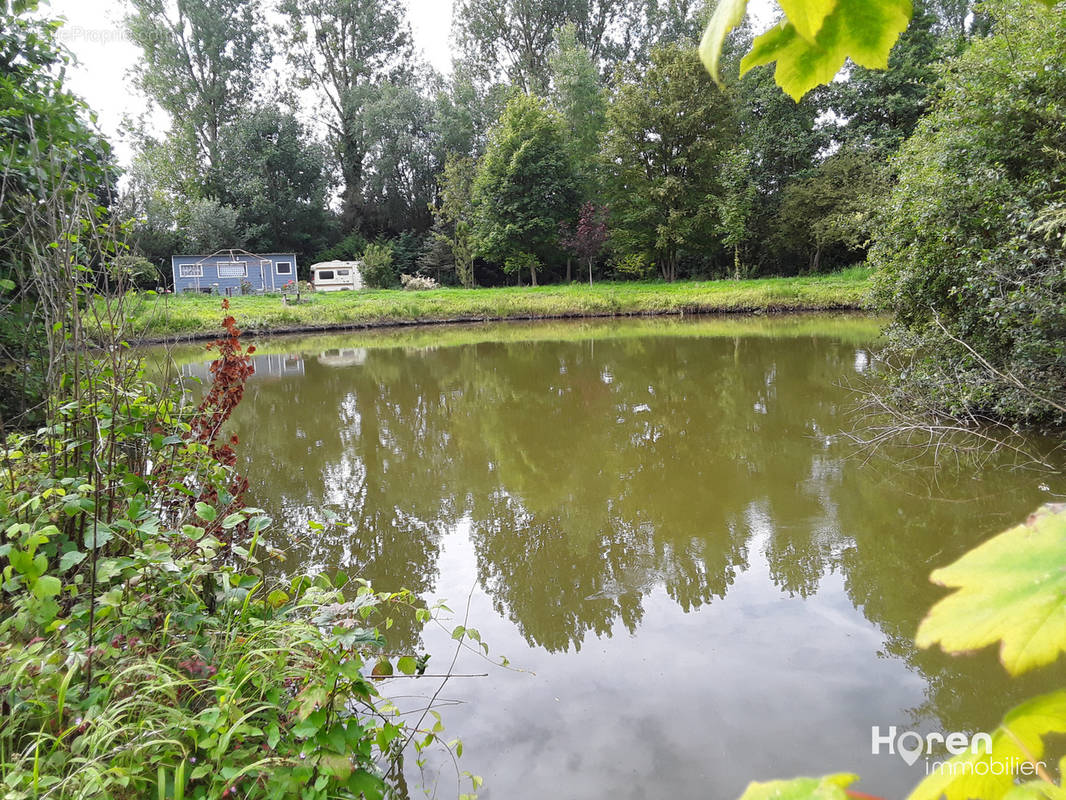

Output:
xmin=907 ymin=691 xmax=1066 ymax=800
xmin=737 ymin=773 xmax=858 ymax=799
xmin=195 ymin=502 xmax=217 ymax=522
xmin=915 ymin=504 xmax=1066 ymax=676
xmin=396 ymin=656 xmax=417 ymax=676
xmin=698 ymin=0 xmax=749 ymax=85
xmin=740 ymin=0 xmax=912 ymax=101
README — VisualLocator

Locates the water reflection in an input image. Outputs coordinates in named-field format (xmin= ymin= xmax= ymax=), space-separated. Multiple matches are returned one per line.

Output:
xmin=160 ymin=316 xmax=1064 ymax=798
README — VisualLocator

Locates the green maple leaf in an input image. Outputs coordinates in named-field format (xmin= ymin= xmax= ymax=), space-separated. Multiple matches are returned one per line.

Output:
xmin=737 ymin=773 xmax=858 ymax=800
xmin=778 ymin=0 xmax=838 ymax=41
xmin=907 ymin=691 xmax=1066 ymax=800
xmin=740 ymin=0 xmax=912 ymax=101
xmin=915 ymin=504 xmax=1066 ymax=676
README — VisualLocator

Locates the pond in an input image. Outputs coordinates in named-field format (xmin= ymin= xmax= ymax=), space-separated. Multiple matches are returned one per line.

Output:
xmin=160 ymin=314 xmax=1065 ymax=799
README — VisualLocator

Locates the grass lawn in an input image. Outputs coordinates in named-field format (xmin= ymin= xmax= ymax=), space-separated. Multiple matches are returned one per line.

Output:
xmin=124 ymin=267 xmax=874 ymax=341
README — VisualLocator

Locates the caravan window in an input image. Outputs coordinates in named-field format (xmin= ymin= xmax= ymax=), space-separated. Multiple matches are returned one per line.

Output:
xmin=337 ymin=270 xmax=350 ymax=277
xmin=318 ymin=270 xmax=335 ymax=280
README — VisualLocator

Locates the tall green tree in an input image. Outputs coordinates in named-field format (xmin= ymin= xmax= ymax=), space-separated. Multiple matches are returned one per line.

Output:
xmin=429 ymin=154 xmax=478 ymax=287
xmin=429 ymin=66 xmax=512 ymax=161
xmin=775 ymin=149 xmax=886 ymax=272
xmin=278 ymin=0 xmax=414 ymax=230
xmin=357 ymin=79 xmax=437 ymax=235
xmin=548 ymin=23 xmax=607 ymax=199
xmin=717 ymin=147 xmax=757 ymax=278
xmin=453 ymin=0 xmax=645 ymax=92
xmin=601 ymin=44 xmax=736 ymax=281
xmin=827 ymin=2 xmax=947 ymax=152
xmin=471 ymin=94 xmax=579 ymax=285
xmin=126 ymin=0 xmax=269 ymax=190
xmin=215 ymin=107 xmax=334 ymax=261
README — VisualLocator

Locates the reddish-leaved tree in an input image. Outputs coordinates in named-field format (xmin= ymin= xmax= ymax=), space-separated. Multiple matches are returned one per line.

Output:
xmin=559 ymin=202 xmax=607 ymax=286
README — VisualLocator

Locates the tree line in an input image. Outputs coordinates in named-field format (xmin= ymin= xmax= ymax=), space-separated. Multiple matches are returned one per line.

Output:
xmin=115 ymin=0 xmax=974 ymax=287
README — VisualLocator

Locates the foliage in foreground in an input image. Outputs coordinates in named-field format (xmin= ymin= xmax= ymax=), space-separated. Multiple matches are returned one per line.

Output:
xmin=699 ymin=0 xmax=1059 ymax=101
xmin=735 ymin=504 xmax=1066 ymax=800
xmin=0 ymin=310 xmax=471 ymax=799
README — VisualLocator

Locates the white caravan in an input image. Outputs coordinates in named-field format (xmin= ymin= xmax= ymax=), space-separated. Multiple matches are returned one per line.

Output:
xmin=309 ymin=261 xmax=363 ymax=291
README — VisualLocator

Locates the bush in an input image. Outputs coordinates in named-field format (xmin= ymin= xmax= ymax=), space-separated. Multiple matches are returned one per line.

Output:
xmin=400 ymin=273 xmax=439 ymax=291
xmin=610 ymin=252 xmax=652 ymax=279
xmin=359 ymin=243 xmax=397 ymax=289
xmin=869 ymin=0 xmax=1066 ymax=425
xmin=107 ymin=254 xmax=159 ymax=290
xmin=0 ymin=310 xmax=471 ymax=800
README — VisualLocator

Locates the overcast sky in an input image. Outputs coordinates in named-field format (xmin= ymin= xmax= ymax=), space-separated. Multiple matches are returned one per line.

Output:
xmin=46 ymin=0 xmax=455 ymax=165
xmin=45 ymin=0 xmax=774 ymax=167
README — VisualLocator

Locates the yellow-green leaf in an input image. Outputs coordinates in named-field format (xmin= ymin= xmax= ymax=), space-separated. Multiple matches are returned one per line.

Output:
xmin=737 ymin=773 xmax=858 ymax=800
xmin=778 ymin=0 xmax=838 ymax=41
xmin=915 ymin=504 xmax=1066 ymax=676
xmin=907 ymin=691 xmax=1066 ymax=800
xmin=32 ymin=575 xmax=62 ymax=599
xmin=1002 ymin=783 xmax=1066 ymax=800
xmin=740 ymin=0 xmax=912 ymax=101
xmin=698 ymin=0 xmax=749 ymax=85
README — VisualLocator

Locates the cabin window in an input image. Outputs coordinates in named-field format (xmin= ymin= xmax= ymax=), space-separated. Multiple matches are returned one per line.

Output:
xmin=179 ymin=264 xmax=203 ymax=278
xmin=276 ymin=261 xmax=292 ymax=275
xmin=317 ymin=270 xmax=335 ymax=280
xmin=217 ymin=261 xmax=247 ymax=278
xmin=337 ymin=270 xmax=350 ymax=277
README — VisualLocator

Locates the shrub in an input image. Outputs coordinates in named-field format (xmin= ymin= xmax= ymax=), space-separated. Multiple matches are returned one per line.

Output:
xmin=611 ymin=252 xmax=652 ymax=279
xmin=0 ymin=306 xmax=472 ymax=800
xmin=107 ymin=254 xmax=159 ymax=290
xmin=359 ymin=243 xmax=397 ymax=289
xmin=400 ymin=273 xmax=439 ymax=291
xmin=869 ymin=0 xmax=1066 ymax=425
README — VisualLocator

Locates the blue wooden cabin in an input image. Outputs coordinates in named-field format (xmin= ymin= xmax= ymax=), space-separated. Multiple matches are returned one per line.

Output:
xmin=171 ymin=249 xmax=298 ymax=294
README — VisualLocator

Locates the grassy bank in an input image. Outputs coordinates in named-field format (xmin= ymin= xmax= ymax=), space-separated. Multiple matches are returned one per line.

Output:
xmin=125 ymin=268 xmax=873 ymax=341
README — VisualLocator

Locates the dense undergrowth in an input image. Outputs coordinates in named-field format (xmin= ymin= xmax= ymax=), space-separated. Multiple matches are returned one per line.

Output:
xmin=0 ymin=305 xmax=471 ymax=800
xmin=870 ymin=0 xmax=1066 ymax=428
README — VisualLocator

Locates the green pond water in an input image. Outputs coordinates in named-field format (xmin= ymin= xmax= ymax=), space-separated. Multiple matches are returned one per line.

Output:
xmin=160 ymin=314 xmax=1066 ymax=799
